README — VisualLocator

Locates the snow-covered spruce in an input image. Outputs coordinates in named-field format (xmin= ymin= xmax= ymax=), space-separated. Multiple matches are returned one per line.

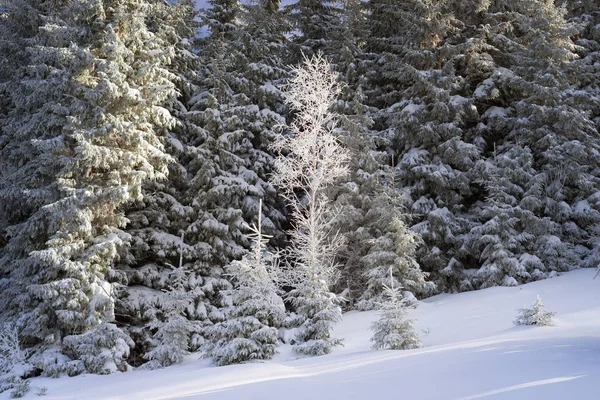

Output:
xmin=117 ymin=0 xmax=204 ymax=369
xmin=141 ymin=251 xmax=194 ymax=370
xmin=329 ymin=51 xmax=434 ymax=308
xmin=359 ymin=0 xmax=600 ymax=291
xmin=120 ymin=0 xmax=290 ymax=367
xmin=285 ymin=0 xmax=342 ymax=60
xmin=370 ymin=272 xmax=421 ymax=351
xmin=271 ymin=54 xmax=349 ymax=356
xmin=363 ymin=0 xmax=478 ymax=291
xmin=357 ymin=218 xmax=431 ymax=311
xmin=514 ymin=295 xmax=557 ymax=327
xmin=0 ymin=0 xmax=175 ymax=379
xmin=203 ymin=201 xmax=285 ymax=366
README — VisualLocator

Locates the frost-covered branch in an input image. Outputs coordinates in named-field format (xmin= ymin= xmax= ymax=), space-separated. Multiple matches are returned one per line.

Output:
xmin=0 ymin=325 xmax=26 ymax=375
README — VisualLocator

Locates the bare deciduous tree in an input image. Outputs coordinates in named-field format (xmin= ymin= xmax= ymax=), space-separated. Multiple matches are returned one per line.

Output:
xmin=271 ymin=54 xmax=349 ymax=355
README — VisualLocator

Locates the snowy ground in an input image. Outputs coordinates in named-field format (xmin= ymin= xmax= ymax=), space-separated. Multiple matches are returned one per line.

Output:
xmin=6 ymin=269 xmax=599 ymax=400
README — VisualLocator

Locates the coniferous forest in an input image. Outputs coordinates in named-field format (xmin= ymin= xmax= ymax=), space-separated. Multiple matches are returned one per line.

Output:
xmin=1 ymin=0 xmax=600 ymax=393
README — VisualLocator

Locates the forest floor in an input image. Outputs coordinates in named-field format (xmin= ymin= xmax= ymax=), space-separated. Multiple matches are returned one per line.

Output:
xmin=5 ymin=269 xmax=599 ymax=400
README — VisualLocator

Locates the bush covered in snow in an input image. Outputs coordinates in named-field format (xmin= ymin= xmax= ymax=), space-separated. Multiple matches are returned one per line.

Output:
xmin=514 ymin=296 xmax=556 ymax=326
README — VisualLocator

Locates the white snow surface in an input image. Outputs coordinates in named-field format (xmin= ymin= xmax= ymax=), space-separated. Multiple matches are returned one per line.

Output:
xmin=8 ymin=269 xmax=600 ymax=400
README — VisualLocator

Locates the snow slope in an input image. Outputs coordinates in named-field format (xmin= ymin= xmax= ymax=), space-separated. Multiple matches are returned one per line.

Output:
xmin=6 ymin=269 xmax=599 ymax=400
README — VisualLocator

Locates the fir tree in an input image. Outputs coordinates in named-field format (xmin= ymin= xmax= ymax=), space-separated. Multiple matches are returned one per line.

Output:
xmin=562 ymin=1 xmax=600 ymax=268
xmin=285 ymin=0 xmax=342 ymax=60
xmin=358 ymin=218 xmax=431 ymax=310
xmin=203 ymin=201 xmax=285 ymax=366
xmin=370 ymin=271 xmax=421 ymax=351
xmin=514 ymin=295 xmax=557 ymax=326
xmin=324 ymin=0 xmax=435 ymax=305
xmin=0 ymin=0 xmax=175 ymax=376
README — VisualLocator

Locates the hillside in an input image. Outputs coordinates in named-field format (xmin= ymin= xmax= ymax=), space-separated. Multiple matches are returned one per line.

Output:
xmin=6 ymin=269 xmax=598 ymax=400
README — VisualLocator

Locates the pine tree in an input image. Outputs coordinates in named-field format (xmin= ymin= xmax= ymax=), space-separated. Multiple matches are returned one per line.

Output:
xmin=115 ymin=0 xmax=209 ymax=368
xmin=370 ymin=271 xmax=421 ymax=351
xmin=285 ymin=0 xmax=342 ymax=60
xmin=241 ymin=0 xmax=290 ymax=113
xmin=358 ymin=218 xmax=431 ymax=309
xmin=514 ymin=295 xmax=556 ymax=326
xmin=331 ymin=0 xmax=368 ymax=72
xmin=272 ymin=55 xmax=348 ymax=356
xmin=364 ymin=0 xmax=480 ymax=291
xmin=203 ymin=201 xmax=285 ymax=366
xmin=470 ymin=146 xmax=553 ymax=288
xmin=0 ymin=0 xmax=175 ymax=376
xmin=468 ymin=0 xmax=600 ymax=283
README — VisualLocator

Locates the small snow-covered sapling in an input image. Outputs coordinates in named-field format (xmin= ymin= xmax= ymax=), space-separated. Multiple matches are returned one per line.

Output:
xmin=514 ymin=295 xmax=556 ymax=326
xmin=370 ymin=269 xmax=421 ymax=350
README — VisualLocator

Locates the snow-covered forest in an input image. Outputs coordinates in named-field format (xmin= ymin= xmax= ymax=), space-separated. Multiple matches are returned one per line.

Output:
xmin=1 ymin=0 xmax=600 ymax=396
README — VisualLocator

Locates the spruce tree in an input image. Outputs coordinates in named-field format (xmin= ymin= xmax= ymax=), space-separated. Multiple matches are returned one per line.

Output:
xmin=468 ymin=0 xmax=600 ymax=285
xmin=358 ymin=218 xmax=431 ymax=309
xmin=148 ymin=0 xmax=289 ymax=355
xmin=364 ymin=0 xmax=457 ymax=108
xmin=190 ymin=0 xmax=287 ymax=263
xmin=514 ymin=295 xmax=557 ymax=326
xmin=364 ymin=0 xmax=480 ymax=291
xmin=0 ymin=0 xmax=176 ymax=376
xmin=285 ymin=0 xmax=342 ymax=60
xmin=115 ymin=0 xmax=208 ymax=368
xmin=0 ymin=324 xmax=30 ymax=397
xmin=203 ymin=202 xmax=285 ymax=366
xmin=562 ymin=1 xmax=600 ymax=268
xmin=359 ymin=0 xmax=600 ymax=291
xmin=470 ymin=146 xmax=554 ymax=288
xmin=370 ymin=271 xmax=421 ymax=351
xmin=325 ymin=0 xmax=434 ymax=306
xmin=141 ymin=260 xmax=194 ymax=370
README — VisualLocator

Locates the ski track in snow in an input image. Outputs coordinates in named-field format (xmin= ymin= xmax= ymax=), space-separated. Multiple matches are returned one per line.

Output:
xmin=4 ymin=269 xmax=600 ymax=400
